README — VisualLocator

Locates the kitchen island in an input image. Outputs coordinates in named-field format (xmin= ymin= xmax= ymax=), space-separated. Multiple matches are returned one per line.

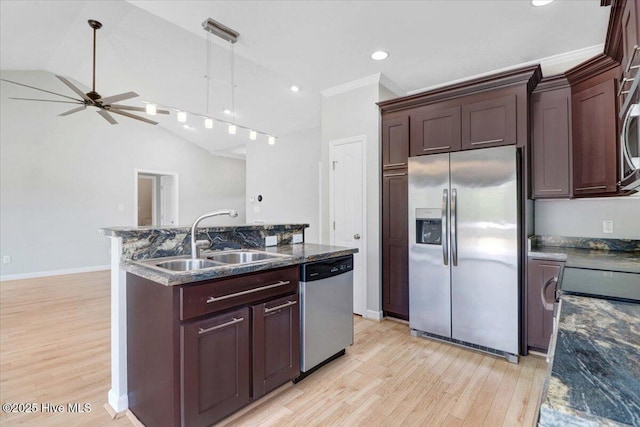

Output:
xmin=100 ymin=223 xmax=357 ymax=420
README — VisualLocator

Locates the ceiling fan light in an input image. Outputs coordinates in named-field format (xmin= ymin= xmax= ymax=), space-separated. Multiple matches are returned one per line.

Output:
xmin=177 ymin=111 xmax=187 ymax=122
xmin=268 ymin=136 xmax=275 ymax=145
xmin=145 ymin=104 xmax=157 ymax=115
xmin=249 ymin=130 xmax=257 ymax=140
xmin=228 ymin=124 xmax=237 ymax=135
xmin=204 ymin=118 xmax=214 ymax=129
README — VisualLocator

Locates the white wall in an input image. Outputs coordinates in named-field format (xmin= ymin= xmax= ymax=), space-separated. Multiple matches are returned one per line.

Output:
xmin=321 ymin=81 xmax=384 ymax=317
xmin=535 ymin=197 xmax=640 ymax=239
xmin=245 ymin=128 xmax=321 ymax=243
xmin=0 ymin=70 xmax=246 ymax=278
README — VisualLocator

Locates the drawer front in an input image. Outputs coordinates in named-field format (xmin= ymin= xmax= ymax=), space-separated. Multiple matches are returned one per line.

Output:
xmin=180 ymin=266 xmax=299 ymax=321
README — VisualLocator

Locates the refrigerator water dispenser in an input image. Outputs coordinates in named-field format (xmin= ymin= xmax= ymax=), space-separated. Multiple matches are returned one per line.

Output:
xmin=415 ymin=208 xmax=442 ymax=245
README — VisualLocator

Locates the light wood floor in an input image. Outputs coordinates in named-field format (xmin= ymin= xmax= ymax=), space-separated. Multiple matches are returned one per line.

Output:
xmin=0 ymin=271 xmax=547 ymax=427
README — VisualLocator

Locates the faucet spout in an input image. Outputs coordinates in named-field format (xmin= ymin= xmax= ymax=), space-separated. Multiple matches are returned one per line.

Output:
xmin=190 ymin=209 xmax=238 ymax=259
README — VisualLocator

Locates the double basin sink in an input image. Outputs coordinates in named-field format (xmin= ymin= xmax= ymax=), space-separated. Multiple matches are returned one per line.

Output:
xmin=149 ymin=250 xmax=291 ymax=273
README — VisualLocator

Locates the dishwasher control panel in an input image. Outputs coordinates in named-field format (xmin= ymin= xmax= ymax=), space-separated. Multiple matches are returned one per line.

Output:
xmin=300 ymin=255 xmax=353 ymax=282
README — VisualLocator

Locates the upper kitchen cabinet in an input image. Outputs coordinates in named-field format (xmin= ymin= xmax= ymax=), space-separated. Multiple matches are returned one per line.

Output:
xmin=410 ymin=104 xmax=461 ymax=155
xmin=566 ymin=55 xmax=620 ymax=196
xmin=382 ymin=114 xmax=409 ymax=170
xmin=379 ymin=64 xmax=541 ymax=155
xmin=531 ymin=77 xmax=572 ymax=198
xmin=461 ymin=94 xmax=517 ymax=150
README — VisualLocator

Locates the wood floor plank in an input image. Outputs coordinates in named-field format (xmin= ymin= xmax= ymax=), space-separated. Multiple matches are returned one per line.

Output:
xmin=1 ymin=271 xmax=548 ymax=427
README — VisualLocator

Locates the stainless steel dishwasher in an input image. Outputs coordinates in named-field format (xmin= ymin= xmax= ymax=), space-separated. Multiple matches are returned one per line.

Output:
xmin=296 ymin=255 xmax=354 ymax=381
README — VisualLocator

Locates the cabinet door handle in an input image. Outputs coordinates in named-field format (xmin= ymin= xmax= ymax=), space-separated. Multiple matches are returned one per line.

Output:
xmin=538 ymin=189 xmax=563 ymax=192
xmin=470 ymin=138 xmax=504 ymax=146
xmin=423 ymin=146 xmax=451 ymax=151
xmin=540 ymin=277 xmax=558 ymax=311
xmin=384 ymin=172 xmax=407 ymax=177
xmin=264 ymin=300 xmax=297 ymax=314
xmin=385 ymin=162 xmax=407 ymax=167
xmin=198 ymin=317 xmax=244 ymax=335
xmin=574 ymin=185 xmax=607 ymax=191
xmin=206 ymin=280 xmax=291 ymax=303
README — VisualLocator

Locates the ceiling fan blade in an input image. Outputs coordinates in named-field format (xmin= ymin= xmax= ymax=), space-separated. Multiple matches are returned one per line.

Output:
xmin=59 ymin=106 xmax=87 ymax=117
xmin=100 ymin=92 xmax=138 ymax=104
xmin=1 ymin=78 xmax=82 ymax=102
xmin=109 ymin=105 xmax=170 ymax=114
xmin=55 ymin=75 xmax=93 ymax=102
xmin=97 ymin=109 xmax=118 ymax=125
xmin=109 ymin=109 xmax=158 ymax=125
xmin=9 ymin=97 xmax=85 ymax=105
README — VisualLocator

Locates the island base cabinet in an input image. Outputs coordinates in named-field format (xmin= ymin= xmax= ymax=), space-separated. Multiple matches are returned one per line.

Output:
xmin=252 ymin=293 xmax=300 ymax=399
xmin=181 ymin=307 xmax=251 ymax=427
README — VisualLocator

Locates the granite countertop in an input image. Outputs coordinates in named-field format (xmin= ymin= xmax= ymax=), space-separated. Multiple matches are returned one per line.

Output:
xmin=538 ymin=295 xmax=640 ymax=427
xmin=123 ymin=243 xmax=358 ymax=286
xmin=528 ymin=236 xmax=640 ymax=273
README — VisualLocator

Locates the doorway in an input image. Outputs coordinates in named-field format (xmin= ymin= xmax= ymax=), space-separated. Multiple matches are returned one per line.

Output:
xmin=329 ymin=136 xmax=367 ymax=316
xmin=134 ymin=169 xmax=179 ymax=226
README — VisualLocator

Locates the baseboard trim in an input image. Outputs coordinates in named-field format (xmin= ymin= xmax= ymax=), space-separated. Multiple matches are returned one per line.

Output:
xmin=364 ymin=309 xmax=383 ymax=322
xmin=0 ymin=265 xmax=110 ymax=282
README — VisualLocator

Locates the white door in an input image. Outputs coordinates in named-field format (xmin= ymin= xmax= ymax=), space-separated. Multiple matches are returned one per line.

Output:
xmin=330 ymin=136 xmax=366 ymax=316
xmin=160 ymin=175 xmax=178 ymax=226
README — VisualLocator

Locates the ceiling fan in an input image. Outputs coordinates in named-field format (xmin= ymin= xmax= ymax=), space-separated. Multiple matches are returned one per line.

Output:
xmin=1 ymin=19 xmax=169 ymax=125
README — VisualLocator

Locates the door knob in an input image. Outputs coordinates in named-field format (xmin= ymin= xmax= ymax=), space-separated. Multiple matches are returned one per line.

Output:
xmin=354 ymin=234 xmax=361 ymax=240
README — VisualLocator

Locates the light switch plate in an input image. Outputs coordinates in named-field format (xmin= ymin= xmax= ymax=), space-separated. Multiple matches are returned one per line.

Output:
xmin=292 ymin=233 xmax=303 ymax=244
xmin=265 ymin=235 xmax=277 ymax=246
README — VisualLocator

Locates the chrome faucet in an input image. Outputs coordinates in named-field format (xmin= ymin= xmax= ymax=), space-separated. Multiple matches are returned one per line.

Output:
xmin=190 ymin=209 xmax=238 ymax=259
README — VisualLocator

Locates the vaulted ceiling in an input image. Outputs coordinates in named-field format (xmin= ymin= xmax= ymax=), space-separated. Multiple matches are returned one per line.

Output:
xmin=1 ymin=1 xmax=610 ymax=157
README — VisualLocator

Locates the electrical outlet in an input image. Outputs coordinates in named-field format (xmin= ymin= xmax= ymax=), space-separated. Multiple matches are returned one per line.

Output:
xmin=292 ymin=233 xmax=303 ymax=244
xmin=602 ymin=220 xmax=614 ymax=234
xmin=265 ymin=235 xmax=277 ymax=247
xmin=2 ymin=255 xmax=11 ymax=264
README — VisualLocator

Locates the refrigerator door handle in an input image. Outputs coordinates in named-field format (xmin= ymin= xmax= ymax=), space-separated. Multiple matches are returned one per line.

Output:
xmin=442 ymin=189 xmax=449 ymax=265
xmin=451 ymin=188 xmax=458 ymax=266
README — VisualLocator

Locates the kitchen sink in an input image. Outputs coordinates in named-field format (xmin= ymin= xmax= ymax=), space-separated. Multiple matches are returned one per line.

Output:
xmin=155 ymin=258 xmax=224 ymax=272
xmin=206 ymin=250 xmax=289 ymax=264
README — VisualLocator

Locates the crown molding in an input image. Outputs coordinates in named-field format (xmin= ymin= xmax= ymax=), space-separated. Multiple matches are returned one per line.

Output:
xmin=321 ymin=73 xmax=382 ymax=97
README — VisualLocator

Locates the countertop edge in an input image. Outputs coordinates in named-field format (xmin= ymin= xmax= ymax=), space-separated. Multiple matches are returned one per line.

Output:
xmin=122 ymin=245 xmax=358 ymax=286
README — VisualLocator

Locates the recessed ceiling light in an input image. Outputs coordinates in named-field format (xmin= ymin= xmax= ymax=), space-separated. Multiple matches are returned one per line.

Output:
xmin=531 ymin=0 xmax=554 ymax=6
xmin=371 ymin=50 xmax=389 ymax=61
xmin=183 ymin=124 xmax=191 ymax=129
xmin=223 ymin=109 xmax=232 ymax=115
xmin=291 ymin=85 xmax=300 ymax=93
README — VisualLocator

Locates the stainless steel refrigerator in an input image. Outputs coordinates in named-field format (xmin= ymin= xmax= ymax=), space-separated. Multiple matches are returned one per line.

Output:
xmin=408 ymin=145 xmax=519 ymax=362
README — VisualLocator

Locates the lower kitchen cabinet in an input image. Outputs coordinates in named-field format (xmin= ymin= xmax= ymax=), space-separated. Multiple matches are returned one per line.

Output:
xmin=527 ymin=258 xmax=564 ymax=352
xmin=182 ymin=307 xmax=251 ymax=427
xmin=252 ymin=293 xmax=300 ymax=398
xmin=126 ymin=266 xmax=299 ymax=427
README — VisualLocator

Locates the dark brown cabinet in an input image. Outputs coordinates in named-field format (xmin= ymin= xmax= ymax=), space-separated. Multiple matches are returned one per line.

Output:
xmin=531 ymin=84 xmax=572 ymax=198
xmin=461 ymin=94 xmax=517 ymax=150
xmin=382 ymin=115 xmax=409 ymax=169
xmin=382 ymin=170 xmax=409 ymax=319
xmin=621 ymin=0 xmax=640 ymax=76
xmin=126 ymin=266 xmax=299 ymax=427
xmin=410 ymin=105 xmax=461 ymax=155
xmin=572 ymin=78 xmax=619 ymax=196
xmin=182 ymin=307 xmax=251 ymax=427
xmin=527 ymin=258 xmax=564 ymax=352
xmin=252 ymin=293 xmax=300 ymax=399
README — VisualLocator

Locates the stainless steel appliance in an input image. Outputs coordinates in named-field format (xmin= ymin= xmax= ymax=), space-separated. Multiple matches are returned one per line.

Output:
xmin=296 ymin=255 xmax=354 ymax=380
xmin=409 ymin=145 xmax=520 ymax=362
xmin=619 ymin=46 xmax=640 ymax=192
